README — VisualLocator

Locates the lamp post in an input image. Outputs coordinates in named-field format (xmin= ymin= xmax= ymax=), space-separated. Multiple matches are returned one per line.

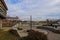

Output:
xmin=30 ymin=16 xmax=32 ymax=30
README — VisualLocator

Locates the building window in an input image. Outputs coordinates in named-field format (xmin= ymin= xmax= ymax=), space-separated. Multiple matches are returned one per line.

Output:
xmin=0 ymin=6 xmax=3 ymax=12
xmin=0 ymin=9 xmax=3 ymax=12
xmin=0 ymin=6 xmax=6 ymax=16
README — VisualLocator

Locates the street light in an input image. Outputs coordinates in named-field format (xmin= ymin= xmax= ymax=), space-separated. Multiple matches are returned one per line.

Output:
xmin=30 ymin=16 xmax=32 ymax=30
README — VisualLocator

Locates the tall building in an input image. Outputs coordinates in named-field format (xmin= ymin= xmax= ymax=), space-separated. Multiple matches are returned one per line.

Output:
xmin=0 ymin=0 xmax=8 ymax=29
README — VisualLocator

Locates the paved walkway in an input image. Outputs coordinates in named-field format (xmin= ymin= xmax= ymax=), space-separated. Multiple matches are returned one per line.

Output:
xmin=37 ymin=26 xmax=60 ymax=40
xmin=47 ymin=31 xmax=60 ymax=40
xmin=17 ymin=30 xmax=28 ymax=37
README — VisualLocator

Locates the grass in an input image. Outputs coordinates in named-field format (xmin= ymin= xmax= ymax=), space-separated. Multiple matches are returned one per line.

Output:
xmin=19 ymin=36 xmax=30 ymax=40
xmin=0 ymin=29 xmax=18 ymax=40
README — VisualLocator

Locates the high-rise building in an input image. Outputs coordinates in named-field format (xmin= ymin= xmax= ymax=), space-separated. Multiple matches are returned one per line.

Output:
xmin=0 ymin=0 xmax=8 ymax=29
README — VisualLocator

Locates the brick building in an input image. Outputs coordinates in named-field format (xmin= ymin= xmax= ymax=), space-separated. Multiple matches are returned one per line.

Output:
xmin=2 ymin=16 xmax=22 ymax=27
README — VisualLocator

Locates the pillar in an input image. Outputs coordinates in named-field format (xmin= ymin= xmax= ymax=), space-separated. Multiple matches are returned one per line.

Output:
xmin=0 ymin=19 xmax=2 ymax=29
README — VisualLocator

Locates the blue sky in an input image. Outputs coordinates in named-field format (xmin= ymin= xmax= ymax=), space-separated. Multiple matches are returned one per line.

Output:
xmin=5 ymin=0 xmax=60 ymax=21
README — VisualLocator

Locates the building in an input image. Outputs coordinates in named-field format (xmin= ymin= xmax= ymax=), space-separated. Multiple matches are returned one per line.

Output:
xmin=0 ymin=0 xmax=8 ymax=29
xmin=0 ymin=0 xmax=8 ymax=18
xmin=2 ymin=16 xmax=22 ymax=27
xmin=6 ymin=16 xmax=19 ymax=20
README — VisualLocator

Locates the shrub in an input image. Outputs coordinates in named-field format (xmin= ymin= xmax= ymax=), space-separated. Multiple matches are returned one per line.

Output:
xmin=28 ymin=30 xmax=48 ymax=40
xmin=8 ymin=29 xmax=20 ymax=39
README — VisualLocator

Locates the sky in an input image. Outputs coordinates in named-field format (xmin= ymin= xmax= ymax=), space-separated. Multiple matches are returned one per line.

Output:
xmin=5 ymin=0 xmax=60 ymax=21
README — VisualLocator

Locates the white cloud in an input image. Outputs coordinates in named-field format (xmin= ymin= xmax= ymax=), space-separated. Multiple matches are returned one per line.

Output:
xmin=5 ymin=0 xmax=60 ymax=21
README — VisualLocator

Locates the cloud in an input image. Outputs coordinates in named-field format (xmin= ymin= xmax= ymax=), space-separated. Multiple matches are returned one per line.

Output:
xmin=5 ymin=0 xmax=60 ymax=21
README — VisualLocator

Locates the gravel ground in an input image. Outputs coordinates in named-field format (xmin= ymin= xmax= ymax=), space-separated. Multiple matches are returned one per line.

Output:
xmin=47 ymin=31 xmax=60 ymax=40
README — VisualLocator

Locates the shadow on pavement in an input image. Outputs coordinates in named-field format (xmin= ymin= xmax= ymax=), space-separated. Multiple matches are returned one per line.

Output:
xmin=37 ymin=26 xmax=60 ymax=34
